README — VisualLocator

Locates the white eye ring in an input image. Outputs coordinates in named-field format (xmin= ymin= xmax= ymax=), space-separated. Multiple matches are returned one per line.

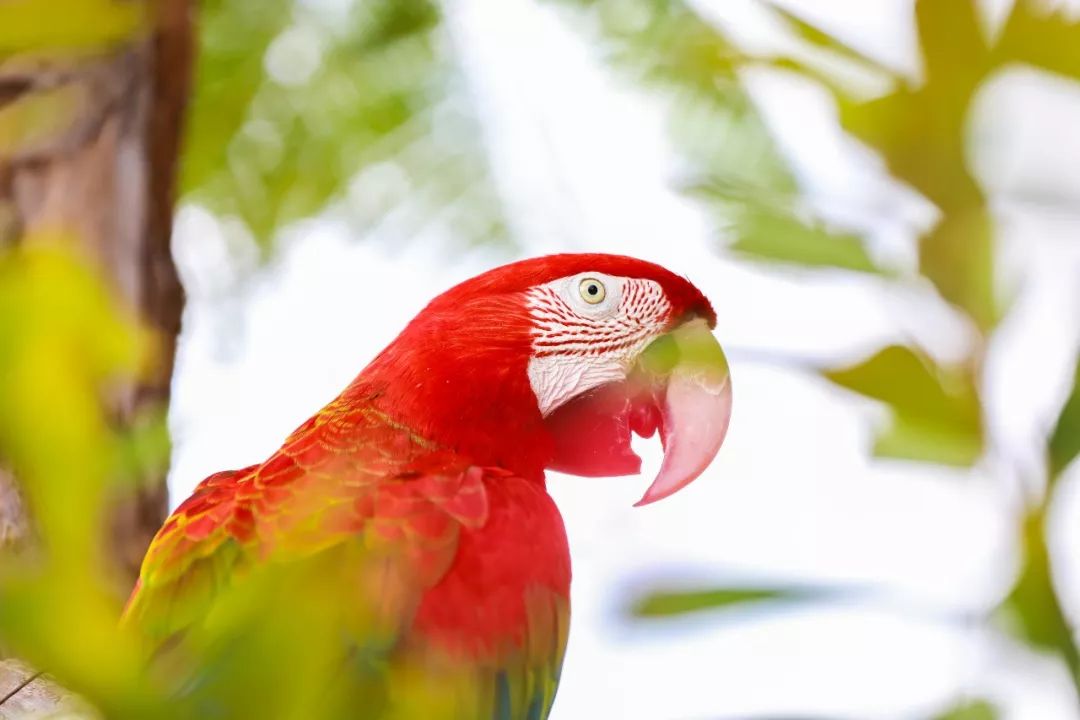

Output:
xmin=578 ymin=277 xmax=606 ymax=304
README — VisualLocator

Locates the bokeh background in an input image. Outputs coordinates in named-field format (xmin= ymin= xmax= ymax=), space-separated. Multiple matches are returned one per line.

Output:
xmin=3 ymin=0 xmax=1080 ymax=718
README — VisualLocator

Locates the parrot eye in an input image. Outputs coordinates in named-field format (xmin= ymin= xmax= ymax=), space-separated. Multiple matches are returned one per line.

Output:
xmin=578 ymin=278 xmax=606 ymax=304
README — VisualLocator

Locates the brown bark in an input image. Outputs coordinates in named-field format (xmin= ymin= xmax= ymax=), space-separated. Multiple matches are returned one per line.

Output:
xmin=0 ymin=0 xmax=192 ymax=581
xmin=0 ymin=0 xmax=195 ymax=714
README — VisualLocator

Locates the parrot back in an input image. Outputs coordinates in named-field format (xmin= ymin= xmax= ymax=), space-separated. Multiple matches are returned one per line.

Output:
xmin=125 ymin=398 xmax=571 ymax=719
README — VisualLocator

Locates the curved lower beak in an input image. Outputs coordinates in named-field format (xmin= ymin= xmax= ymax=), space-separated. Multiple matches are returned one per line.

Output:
xmin=632 ymin=318 xmax=732 ymax=507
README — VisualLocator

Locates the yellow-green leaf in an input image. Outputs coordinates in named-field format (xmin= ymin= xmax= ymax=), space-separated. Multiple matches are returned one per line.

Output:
xmin=920 ymin=210 xmax=1000 ymax=333
xmin=0 ymin=0 xmax=145 ymax=52
xmin=730 ymin=205 xmax=884 ymax=275
xmin=933 ymin=699 xmax=998 ymax=720
xmin=825 ymin=345 xmax=983 ymax=466
xmin=0 ymin=84 xmax=84 ymax=158
xmin=998 ymin=0 xmax=1080 ymax=80
xmin=997 ymin=511 xmax=1080 ymax=681
xmin=630 ymin=586 xmax=816 ymax=618
xmin=1049 ymin=351 xmax=1080 ymax=482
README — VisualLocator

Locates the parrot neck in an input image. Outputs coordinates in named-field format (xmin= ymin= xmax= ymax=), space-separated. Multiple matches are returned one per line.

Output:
xmin=345 ymin=307 xmax=553 ymax=482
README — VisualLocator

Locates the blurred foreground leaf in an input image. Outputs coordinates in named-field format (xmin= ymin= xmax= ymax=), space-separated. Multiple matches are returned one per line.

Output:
xmin=0 ymin=85 xmax=85 ymax=158
xmin=920 ymin=210 xmax=999 ymax=333
xmin=760 ymin=1 xmax=892 ymax=73
xmin=184 ymin=0 xmax=509 ymax=250
xmin=0 ymin=241 xmax=170 ymax=716
xmin=552 ymin=0 xmax=797 ymax=222
xmin=998 ymin=511 xmax=1080 ymax=683
xmin=933 ymin=699 xmax=998 ymax=720
xmin=631 ymin=586 xmax=817 ymax=618
xmin=0 ymin=0 xmax=145 ymax=53
xmin=1048 ymin=351 xmax=1080 ymax=483
xmin=825 ymin=346 xmax=983 ymax=466
xmin=729 ymin=204 xmax=883 ymax=275
xmin=0 ymin=242 xmax=144 ymax=554
xmin=775 ymin=0 xmax=1005 ymax=329
xmin=836 ymin=0 xmax=985 ymax=211
xmin=997 ymin=0 xmax=1080 ymax=80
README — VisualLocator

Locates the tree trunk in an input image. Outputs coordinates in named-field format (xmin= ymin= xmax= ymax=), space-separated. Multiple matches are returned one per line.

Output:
xmin=0 ymin=0 xmax=194 ymax=713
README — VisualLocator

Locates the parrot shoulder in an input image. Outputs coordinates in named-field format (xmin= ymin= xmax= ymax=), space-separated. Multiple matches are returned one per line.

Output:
xmin=123 ymin=400 xmax=491 ymax=648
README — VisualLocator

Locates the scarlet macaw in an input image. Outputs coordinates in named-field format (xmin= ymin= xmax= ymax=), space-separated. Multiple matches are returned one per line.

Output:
xmin=125 ymin=254 xmax=732 ymax=719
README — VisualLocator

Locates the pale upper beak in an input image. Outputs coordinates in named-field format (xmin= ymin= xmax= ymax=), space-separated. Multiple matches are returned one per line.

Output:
xmin=542 ymin=316 xmax=731 ymax=504
xmin=631 ymin=317 xmax=732 ymax=506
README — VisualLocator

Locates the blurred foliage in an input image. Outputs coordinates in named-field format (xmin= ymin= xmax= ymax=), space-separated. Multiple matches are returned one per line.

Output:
xmin=999 ymin=511 xmax=1080 ymax=682
xmin=825 ymin=346 xmax=983 ymax=466
xmin=550 ymin=0 xmax=848 ymax=275
xmin=631 ymin=585 xmax=819 ymax=618
xmin=0 ymin=0 xmax=145 ymax=54
xmin=0 ymin=242 xmax=161 ymax=716
xmin=727 ymin=204 xmax=884 ymax=276
xmin=553 ymin=0 xmax=1080 ymax=710
xmin=1049 ymin=351 xmax=1080 ymax=483
xmin=933 ymin=699 xmax=998 ymax=720
xmin=182 ymin=0 xmax=509 ymax=252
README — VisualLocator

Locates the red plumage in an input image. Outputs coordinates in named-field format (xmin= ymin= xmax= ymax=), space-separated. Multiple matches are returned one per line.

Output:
xmin=125 ymin=254 xmax=725 ymax=719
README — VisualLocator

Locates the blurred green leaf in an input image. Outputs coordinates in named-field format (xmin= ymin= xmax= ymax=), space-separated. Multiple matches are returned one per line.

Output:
xmin=1049 ymin=351 xmax=1080 ymax=483
xmin=729 ymin=204 xmax=883 ymax=274
xmin=778 ymin=0 xmax=1002 ymax=330
xmin=553 ymin=0 xmax=795 ymax=200
xmin=555 ymin=0 xmax=904 ymax=284
xmin=997 ymin=0 xmax=1080 ymax=79
xmin=183 ymin=0 xmax=508 ymax=251
xmin=179 ymin=0 xmax=292 ymax=204
xmin=759 ymin=1 xmax=892 ymax=74
xmin=584 ymin=0 xmax=741 ymax=93
xmin=0 ymin=0 xmax=145 ymax=53
xmin=920 ymin=210 xmax=1000 ymax=333
xmin=112 ymin=409 xmax=171 ymax=488
xmin=631 ymin=586 xmax=815 ymax=618
xmin=0 ymin=240 xmax=171 ymax=717
xmin=933 ymin=699 xmax=998 ymax=720
xmin=834 ymin=0 xmax=986 ymax=211
xmin=825 ymin=345 xmax=983 ymax=466
xmin=998 ymin=510 xmax=1080 ymax=683
xmin=0 ymin=85 xmax=83 ymax=157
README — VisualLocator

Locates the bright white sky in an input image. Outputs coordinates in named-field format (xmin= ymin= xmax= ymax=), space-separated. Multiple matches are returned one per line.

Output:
xmin=170 ymin=0 xmax=1080 ymax=717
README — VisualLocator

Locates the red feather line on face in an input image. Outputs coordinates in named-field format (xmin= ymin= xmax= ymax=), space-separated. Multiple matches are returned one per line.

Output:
xmin=527 ymin=278 xmax=669 ymax=360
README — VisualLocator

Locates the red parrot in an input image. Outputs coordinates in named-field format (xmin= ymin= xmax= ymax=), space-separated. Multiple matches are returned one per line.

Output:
xmin=124 ymin=254 xmax=732 ymax=719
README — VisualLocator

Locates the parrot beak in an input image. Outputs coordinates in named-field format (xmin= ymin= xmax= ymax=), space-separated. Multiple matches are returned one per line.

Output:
xmin=544 ymin=317 xmax=732 ymax=506
xmin=630 ymin=318 xmax=732 ymax=506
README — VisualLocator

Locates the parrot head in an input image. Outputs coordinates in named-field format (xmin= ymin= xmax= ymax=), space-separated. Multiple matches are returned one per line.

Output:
xmin=355 ymin=253 xmax=731 ymax=505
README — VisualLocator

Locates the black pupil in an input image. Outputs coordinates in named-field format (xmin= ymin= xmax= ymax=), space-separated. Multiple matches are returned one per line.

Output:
xmin=587 ymin=284 xmax=598 ymax=296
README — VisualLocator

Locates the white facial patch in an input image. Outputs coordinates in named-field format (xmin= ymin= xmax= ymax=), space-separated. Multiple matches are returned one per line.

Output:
xmin=525 ymin=272 xmax=672 ymax=416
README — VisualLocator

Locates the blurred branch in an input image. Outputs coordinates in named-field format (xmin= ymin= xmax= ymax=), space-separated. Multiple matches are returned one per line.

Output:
xmin=0 ymin=661 xmax=93 ymax=719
